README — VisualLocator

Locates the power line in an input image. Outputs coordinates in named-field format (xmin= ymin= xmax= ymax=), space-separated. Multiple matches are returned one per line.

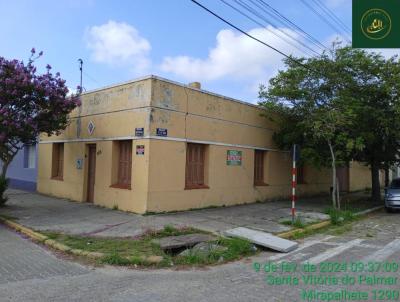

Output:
xmin=190 ymin=0 xmax=323 ymax=76
xmin=231 ymin=0 xmax=321 ymax=56
xmin=83 ymin=70 xmax=101 ymax=85
xmin=252 ymin=0 xmax=328 ymax=52
xmin=300 ymin=0 xmax=351 ymax=43
xmin=313 ymin=0 xmax=351 ymax=34
xmin=220 ymin=0 xmax=318 ymax=57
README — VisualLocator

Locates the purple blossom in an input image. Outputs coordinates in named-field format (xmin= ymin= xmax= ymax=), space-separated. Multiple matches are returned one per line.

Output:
xmin=0 ymin=48 xmax=80 ymax=166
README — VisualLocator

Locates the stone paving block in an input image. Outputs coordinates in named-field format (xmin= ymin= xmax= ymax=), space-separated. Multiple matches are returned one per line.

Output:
xmin=0 ymin=225 xmax=88 ymax=285
xmin=224 ymin=227 xmax=298 ymax=253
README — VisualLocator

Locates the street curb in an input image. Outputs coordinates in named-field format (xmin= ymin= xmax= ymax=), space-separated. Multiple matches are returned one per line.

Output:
xmin=354 ymin=205 xmax=384 ymax=216
xmin=0 ymin=217 xmax=104 ymax=259
xmin=276 ymin=205 xmax=384 ymax=239
xmin=277 ymin=220 xmax=331 ymax=239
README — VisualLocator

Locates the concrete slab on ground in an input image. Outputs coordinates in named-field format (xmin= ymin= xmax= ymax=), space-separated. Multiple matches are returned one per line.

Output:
xmin=224 ymin=227 xmax=298 ymax=252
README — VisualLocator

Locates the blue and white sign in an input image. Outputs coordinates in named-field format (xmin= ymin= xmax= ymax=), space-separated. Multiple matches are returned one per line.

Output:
xmin=135 ymin=127 xmax=144 ymax=137
xmin=156 ymin=128 xmax=168 ymax=137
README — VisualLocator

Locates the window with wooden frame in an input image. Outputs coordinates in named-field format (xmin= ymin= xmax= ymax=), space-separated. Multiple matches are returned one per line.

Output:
xmin=254 ymin=150 xmax=267 ymax=186
xmin=24 ymin=144 xmax=36 ymax=169
xmin=185 ymin=143 xmax=208 ymax=189
xmin=297 ymin=165 xmax=305 ymax=184
xmin=51 ymin=143 xmax=64 ymax=180
xmin=115 ymin=140 xmax=132 ymax=189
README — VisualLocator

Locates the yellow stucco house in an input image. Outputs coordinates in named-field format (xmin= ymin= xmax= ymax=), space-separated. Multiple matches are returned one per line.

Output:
xmin=37 ymin=75 xmax=371 ymax=213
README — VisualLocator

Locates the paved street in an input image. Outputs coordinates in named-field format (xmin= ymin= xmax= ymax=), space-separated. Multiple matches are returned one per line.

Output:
xmin=1 ymin=210 xmax=399 ymax=302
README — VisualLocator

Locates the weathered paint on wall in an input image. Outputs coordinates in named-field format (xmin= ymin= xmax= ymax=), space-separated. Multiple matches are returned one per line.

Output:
xmin=349 ymin=161 xmax=372 ymax=191
xmin=37 ymin=75 xmax=370 ymax=213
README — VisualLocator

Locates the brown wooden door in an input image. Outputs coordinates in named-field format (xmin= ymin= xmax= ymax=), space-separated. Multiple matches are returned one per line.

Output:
xmin=87 ymin=144 xmax=96 ymax=203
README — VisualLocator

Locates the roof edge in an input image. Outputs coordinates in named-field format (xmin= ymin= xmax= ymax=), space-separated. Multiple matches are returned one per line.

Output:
xmin=81 ymin=75 xmax=263 ymax=110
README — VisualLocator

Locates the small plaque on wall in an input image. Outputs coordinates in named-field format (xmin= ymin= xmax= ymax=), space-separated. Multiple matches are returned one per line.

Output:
xmin=156 ymin=128 xmax=168 ymax=137
xmin=76 ymin=158 xmax=83 ymax=169
xmin=227 ymin=150 xmax=242 ymax=166
xmin=135 ymin=127 xmax=144 ymax=137
xmin=136 ymin=145 xmax=145 ymax=155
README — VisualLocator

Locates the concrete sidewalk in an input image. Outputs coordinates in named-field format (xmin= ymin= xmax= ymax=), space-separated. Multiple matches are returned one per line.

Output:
xmin=0 ymin=189 xmax=379 ymax=237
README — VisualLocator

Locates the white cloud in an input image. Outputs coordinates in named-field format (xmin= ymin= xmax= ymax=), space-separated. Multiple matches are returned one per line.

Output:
xmin=160 ymin=26 xmax=308 ymax=82
xmin=85 ymin=20 xmax=151 ymax=72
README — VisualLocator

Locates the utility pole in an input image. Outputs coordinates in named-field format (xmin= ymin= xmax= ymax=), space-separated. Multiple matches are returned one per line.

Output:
xmin=78 ymin=59 xmax=83 ymax=94
xmin=291 ymin=144 xmax=297 ymax=224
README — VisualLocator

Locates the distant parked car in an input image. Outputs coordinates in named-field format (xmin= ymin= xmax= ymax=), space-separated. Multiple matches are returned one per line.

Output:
xmin=384 ymin=178 xmax=400 ymax=212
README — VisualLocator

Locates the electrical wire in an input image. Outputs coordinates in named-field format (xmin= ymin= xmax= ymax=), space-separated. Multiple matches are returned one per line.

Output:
xmin=300 ymin=0 xmax=351 ymax=43
xmin=229 ymin=0 xmax=320 ymax=56
xmin=219 ymin=0 xmax=316 ymax=57
xmin=190 ymin=0 xmax=324 ymax=76
xmin=312 ymin=0 xmax=351 ymax=34
xmin=252 ymin=0 xmax=328 ymax=52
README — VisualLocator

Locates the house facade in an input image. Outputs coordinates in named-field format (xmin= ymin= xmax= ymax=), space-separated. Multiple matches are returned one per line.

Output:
xmin=37 ymin=75 xmax=372 ymax=213
xmin=2 ymin=144 xmax=38 ymax=191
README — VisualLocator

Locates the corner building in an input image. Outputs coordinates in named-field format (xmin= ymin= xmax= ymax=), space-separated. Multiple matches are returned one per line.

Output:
xmin=37 ymin=76 xmax=371 ymax=213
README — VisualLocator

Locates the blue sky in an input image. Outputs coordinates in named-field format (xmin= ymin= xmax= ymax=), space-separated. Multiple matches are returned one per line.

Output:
xmin=0 ymin=0 xmax=358 ymax=103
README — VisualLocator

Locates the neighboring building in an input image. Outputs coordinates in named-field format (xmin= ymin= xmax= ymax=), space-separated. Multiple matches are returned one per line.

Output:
xmin=2 ymin=144 xmax=38 ymax=191
xmin=37 ymin=75 xmax=372 ymax=213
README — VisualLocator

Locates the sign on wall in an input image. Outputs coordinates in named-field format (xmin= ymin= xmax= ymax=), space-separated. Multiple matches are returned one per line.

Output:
xmin=156 ymin=128 xmax=168 ymax=137
xmin=136 ymin=145 xmax=145 ymax=155
xmin=135 ymin=127 xmax=144 ymax=137
xmin=87 ymin=121 xmax=95 ymax=135
xmin=227 ymin=150 xmax=242 ymax=166
xmin=76 ymin=158 xmax=83 ymax=169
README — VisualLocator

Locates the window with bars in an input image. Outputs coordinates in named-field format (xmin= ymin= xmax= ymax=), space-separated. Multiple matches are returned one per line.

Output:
xmin=116 ymin=140 xmax=132 ymax=189
xmin=254 ymin=150 xmax=266 ymax=186
xmin=51 ymin=143 xmax=64 ymax=180
xmin=185 ymin=143 xmax=207 ymax=189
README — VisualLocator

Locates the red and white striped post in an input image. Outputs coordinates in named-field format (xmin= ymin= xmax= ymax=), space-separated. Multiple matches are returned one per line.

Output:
xmin=291 ymin=144 xmax=297 ymax=224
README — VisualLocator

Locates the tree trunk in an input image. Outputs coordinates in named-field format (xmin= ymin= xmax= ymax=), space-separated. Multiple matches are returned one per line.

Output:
xmin=328 ymin=141 xmax=337 ymax=208
xmin=0 ymin=160 xmax=10 ymax=205
xmin=384 ymin=166 xmax=390 ymax=188
xmin=336 ymin=177 xmax=340 ymax=210
xmin=371 ymin=162 xmax=381 ymax=203
xmin=1 ymin=161 xmax=9 ymax=179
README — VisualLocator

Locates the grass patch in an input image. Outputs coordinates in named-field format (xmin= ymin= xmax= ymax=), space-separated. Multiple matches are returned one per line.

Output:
xmin=281 ymin=217 xmax=306 ymax=228
xmin=40 ymin=225 xmax=257 ymax=267
xmin=325 ymin=208 xmax=356 ymax=225
xmin=173 ymin=237 xmax=255 ymax=266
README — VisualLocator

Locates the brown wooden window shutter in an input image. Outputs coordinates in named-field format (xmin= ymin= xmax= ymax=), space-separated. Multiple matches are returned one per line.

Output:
xmin=185 ymin=143 xmax=207 ymax=189
xmin=117 ymin=140 xmax=132 ymax=188
xmin=254 ymin=150 xmax=265 ymax=185
xmin=52 ymin=143 xmax=64 ymax=180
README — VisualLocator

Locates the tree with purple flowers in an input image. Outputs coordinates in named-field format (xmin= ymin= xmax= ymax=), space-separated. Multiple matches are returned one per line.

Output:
xmin=0 ymin=49 xmax=80 ymax=204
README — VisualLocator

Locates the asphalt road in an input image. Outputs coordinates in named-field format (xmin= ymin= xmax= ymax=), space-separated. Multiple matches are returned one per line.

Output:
xmin=1 ymin=210 xmax=399 ymax=302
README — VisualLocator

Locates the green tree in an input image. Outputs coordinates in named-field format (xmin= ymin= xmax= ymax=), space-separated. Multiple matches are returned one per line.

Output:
xmin=259 ymin=48 xmax=358 ymax=208
xmin=259 ymin=45 xmax=400 ymax=204
xmin=0 ymin=49 xmax=80 ymax=205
